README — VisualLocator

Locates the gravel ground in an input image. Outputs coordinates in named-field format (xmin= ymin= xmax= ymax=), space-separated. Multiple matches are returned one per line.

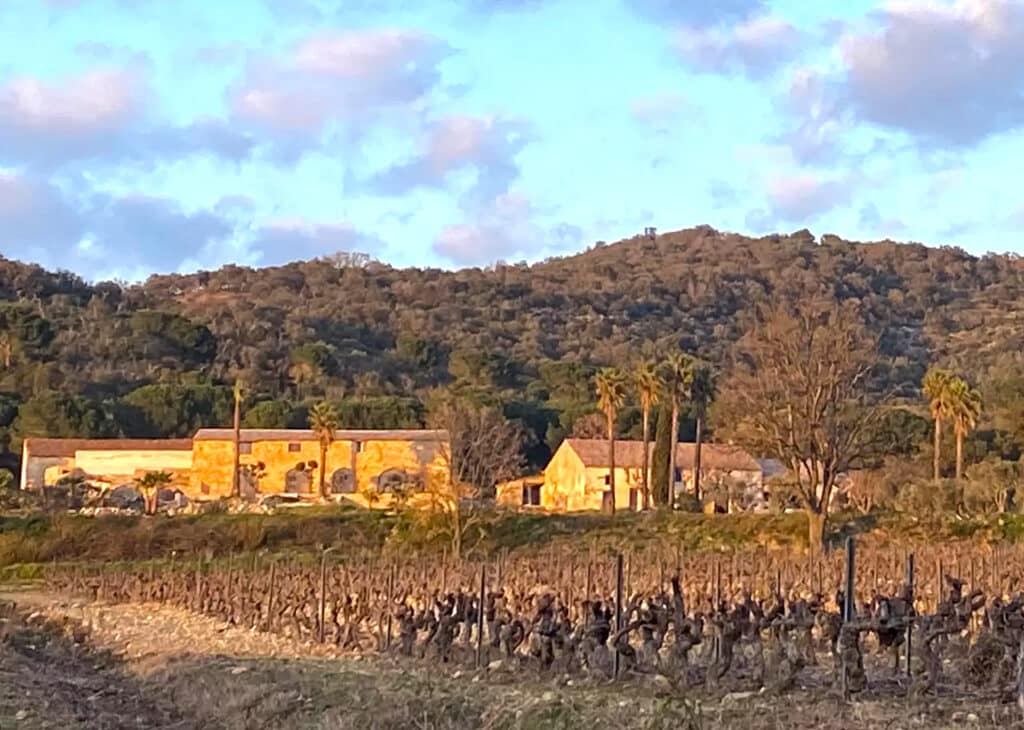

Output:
xmin=1 ymin=588 xmax=1020 ymax=729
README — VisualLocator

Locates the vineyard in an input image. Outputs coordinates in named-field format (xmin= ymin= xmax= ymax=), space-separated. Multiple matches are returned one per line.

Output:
xmin=45 ymin=539 xmax=1024 ymax=713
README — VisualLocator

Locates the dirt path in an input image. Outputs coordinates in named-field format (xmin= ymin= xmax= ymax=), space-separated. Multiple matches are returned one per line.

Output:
xmin=1 ymin=587 xmax=1018 ymax=729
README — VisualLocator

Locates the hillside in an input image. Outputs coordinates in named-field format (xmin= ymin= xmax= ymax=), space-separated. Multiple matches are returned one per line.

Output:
xmin=1 ymin=226 xmax=1023 ymax=467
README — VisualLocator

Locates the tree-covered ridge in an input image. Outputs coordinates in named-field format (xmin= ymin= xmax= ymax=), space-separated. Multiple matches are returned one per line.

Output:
xmin=2 ymin=226 xmax=1024 ymax=470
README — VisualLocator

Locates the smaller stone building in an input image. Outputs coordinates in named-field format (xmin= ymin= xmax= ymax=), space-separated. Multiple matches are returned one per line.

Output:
xmin=20 ymin=438 xmax=194 ymax=491
xmin=498 ymin=438 xmax=763 ymax=512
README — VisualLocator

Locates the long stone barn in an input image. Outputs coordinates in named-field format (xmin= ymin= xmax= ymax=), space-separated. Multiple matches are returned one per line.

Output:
xmin=20 ymin=428 xmax=450 ymax=507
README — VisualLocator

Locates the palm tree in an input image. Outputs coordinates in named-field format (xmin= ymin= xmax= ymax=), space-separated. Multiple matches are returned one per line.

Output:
xmin=948 ymin=377 xmax=982 ymax=479
xmin=632 ymin=360 xmax=660 ymax=510
xmin=594 ymin=367 xmax=628 ymax=514
xmin=922 ymin=368 xmax=954 ymax=481
xmin=308 ymin=401 xmax=339 ymax=499
xmin=135 ymin=470 xmax=172 ymax=515
xmin=690 ymin=364 xmax=717 ymax=504
xmin=663 ymin=353 xmax=695 ymax=509
xmin=231 ymin=378 xmax=243 ymax=499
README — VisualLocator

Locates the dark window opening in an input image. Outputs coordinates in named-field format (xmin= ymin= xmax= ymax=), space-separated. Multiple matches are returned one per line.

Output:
xmin=353 ymin=440 xmax=363 ymax=453
xmin=629 ymin=488 xmax=639 ymax=511
xmin=288 ymin=443 xmax=301 ymax=453
xmin=521 ymin=484 xmax=541 ymax=506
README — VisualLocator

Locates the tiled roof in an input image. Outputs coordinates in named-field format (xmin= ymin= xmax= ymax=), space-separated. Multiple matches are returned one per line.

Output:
xmin=193 ymin=428 xmax=449 ymax=442
xmin=24 ymin=438 xmax=194 ymax=458
xmin=562 ymin=438 xmax=761 ymax=472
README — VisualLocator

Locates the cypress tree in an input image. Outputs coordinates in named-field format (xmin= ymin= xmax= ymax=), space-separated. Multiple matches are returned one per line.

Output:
xmin=651 ymin=405 xmax=672 ymax=508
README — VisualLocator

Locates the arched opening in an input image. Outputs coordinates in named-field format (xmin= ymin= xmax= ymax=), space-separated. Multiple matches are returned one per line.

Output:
xmin=239 ymin=467 xmax=260 ymax=500
xmin=376 ymin=469 xmax=420 ymax=493
xmin=330 ymin=468 xmax=356 ymax=494
xmin=285 ymin=463 xmax=312 ymax=494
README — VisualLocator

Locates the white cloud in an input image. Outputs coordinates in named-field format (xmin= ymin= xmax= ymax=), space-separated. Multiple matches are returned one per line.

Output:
xmin=673 ymin=15 xmax=800 ymax=76
xmin=837 ymin=0 xmax=1024 ymax=143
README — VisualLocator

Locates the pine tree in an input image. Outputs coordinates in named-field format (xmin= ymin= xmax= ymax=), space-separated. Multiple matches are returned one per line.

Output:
xmin=651 ymin=405 xmax=672 ymax=508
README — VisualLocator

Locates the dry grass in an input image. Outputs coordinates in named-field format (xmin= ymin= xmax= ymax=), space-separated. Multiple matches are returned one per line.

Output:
xmin=1 ymin=590 xmax=1018 ymax=730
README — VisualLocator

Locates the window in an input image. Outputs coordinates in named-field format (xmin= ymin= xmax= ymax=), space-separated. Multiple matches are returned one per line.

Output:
xmin=629 ymin=488 xmax=639 ymax=511
xmin=603 ymin=474 xmax=611 ymax=486
xmin=521 ymin=485 xmax=541 ymax=506
xmin=239 ymin=442 xmax=252 ymax=455
xmin=288 ymin=443 xmax=301 ymax=453
xmin=353 ymin=441 xmax=363 ymax=454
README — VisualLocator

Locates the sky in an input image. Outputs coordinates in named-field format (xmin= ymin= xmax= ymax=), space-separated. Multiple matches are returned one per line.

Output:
xmin=1 ymin=0 xmax=1023 ymax=281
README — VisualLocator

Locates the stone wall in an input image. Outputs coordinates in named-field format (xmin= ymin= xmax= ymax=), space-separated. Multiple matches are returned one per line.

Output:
xmin=189 ymin=435 xmax=449 ymax=503
xmin=74 ymin=450 xmax=194 ymax=478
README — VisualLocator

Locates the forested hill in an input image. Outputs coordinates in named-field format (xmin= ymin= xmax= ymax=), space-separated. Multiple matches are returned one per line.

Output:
xmin=1 ymin=225 xmax=1023 ymax=466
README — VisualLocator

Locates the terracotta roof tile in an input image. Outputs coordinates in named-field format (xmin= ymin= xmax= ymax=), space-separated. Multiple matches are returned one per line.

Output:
xmin=562 ymin=439 xmax=761 ymax=472
xmin=25 ymin=438 xmax=194 ymax=458
xmin=192 ymin=428 xmax=449 ymax=442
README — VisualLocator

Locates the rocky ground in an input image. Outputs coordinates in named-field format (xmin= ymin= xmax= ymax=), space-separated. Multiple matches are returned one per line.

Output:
xmin=0 ymin=587 xmax=1019 ymax=729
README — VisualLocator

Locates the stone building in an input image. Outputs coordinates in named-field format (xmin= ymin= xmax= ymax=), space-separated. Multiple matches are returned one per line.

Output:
xmin=21 ymin=428 xmax=450 ymax=508
xmin=20 ymin=438 xmax=194 ymax=491
xmin=497 ymin=438 xmax=763 ymax=512
xmin=190 ymin=428 xmax=448 ymax=505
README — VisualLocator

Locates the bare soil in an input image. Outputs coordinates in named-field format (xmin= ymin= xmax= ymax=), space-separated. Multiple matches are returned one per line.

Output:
xmin=0 ymin=588 xmax=1018 ymax=729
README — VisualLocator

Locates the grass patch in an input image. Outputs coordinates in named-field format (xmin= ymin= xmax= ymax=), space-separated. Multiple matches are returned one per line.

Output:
xmin=4 ymin=506 xmax=1024 ymax=570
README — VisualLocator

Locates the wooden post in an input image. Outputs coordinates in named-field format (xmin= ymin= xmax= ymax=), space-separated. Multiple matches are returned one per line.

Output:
xmin=441 ymin=548 xmax=448 ymax=596
xmin=385 ymin=563 xmax=395 ymax=651
xmin=937 ymin=559 xmax=944 ymax=612
xmin=844 ymin=537 xmax=856 ymax=622
xmin=194 ymin=558 xmax=203 ymax=612
xmin=475 ymin=563 xmax=486 ymax=669
xmin=841 ymin=537 xmax=856 ymax=701
xmin=318 ymin=549 xmax=329 ymax=644
xmin=714 ymin=558 xmax=723 ymax=662
xmin=614 ymin=553 xmax=624 ymax=679
xmin=267 ymin=560 xmax=277 ymax=632
xmin=904 ymin=553 xmax=914 ymax=679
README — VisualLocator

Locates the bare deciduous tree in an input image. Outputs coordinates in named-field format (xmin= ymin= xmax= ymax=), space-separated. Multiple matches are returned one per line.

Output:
xmin=423 ymin=396 xmax=525 ymax=559
xmin=718 ymin=301 xmax=882 ymax=550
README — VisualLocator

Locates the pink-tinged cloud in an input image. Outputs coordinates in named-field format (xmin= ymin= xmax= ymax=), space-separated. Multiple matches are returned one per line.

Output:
xmin=0 ymin=67 xmax=254 ymax=170
xmin=432 ymin=191 xmax=580 ymax=266
xmin=231 ymin=28 xmax=448 ymax=135
xmin=0 ymin=68 xmax=139 ymax=133
xmin=364 ymin=114 xmax=531 ymax=210
xmin=837 ymin=0 xmax=1024 ymax=143
xmin=767 ymin=174 xmax=850 ymax=221
xmin=674 ymin=14 xmax=800 ymax=76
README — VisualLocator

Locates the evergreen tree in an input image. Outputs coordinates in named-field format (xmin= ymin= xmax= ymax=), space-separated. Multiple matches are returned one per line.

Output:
xmin=651 ymin=405 xmax=672 ymax=508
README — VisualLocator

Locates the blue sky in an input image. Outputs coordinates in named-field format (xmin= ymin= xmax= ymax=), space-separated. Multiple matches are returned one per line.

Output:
xmin=1 ymin=0 xmax=1022 ymax=281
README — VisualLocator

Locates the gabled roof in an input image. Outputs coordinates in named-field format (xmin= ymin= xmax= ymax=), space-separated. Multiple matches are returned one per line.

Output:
xmin=193 ymin=428 xmax=449 ymax=443
xmin=562 ymin=438 xmax=761 ymax=472
xmin=24 ymin=438 xmax=194 ymax=458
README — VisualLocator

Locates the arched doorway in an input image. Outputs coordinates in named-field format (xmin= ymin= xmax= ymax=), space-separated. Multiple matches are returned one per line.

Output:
xmin=376 ymin=469 xmax=420 ymax=493
xmin=330 ymin=468 xmax=356 ymax=494
xmin=285 ymin=463 xmax=312 ymax=494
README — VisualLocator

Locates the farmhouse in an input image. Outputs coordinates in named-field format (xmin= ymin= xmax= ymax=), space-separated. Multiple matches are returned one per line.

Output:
xmin=21 ymin=428 xmax=449 ymax=507
xmin=498 ymin=438 xmax=764 ymax=512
